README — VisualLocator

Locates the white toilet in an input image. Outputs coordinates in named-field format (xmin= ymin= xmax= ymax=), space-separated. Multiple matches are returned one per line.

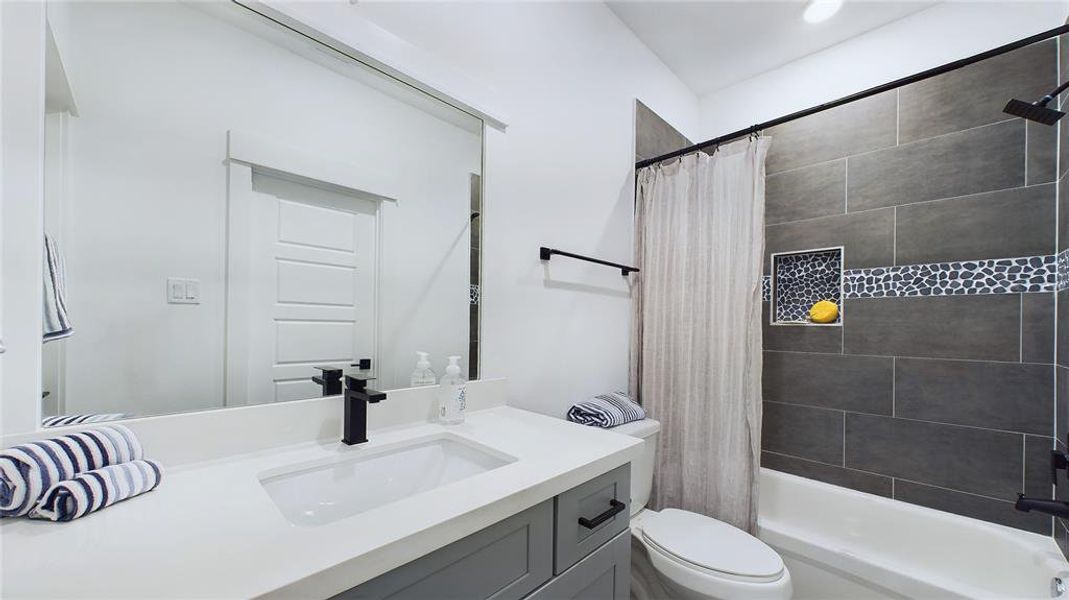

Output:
xmin=613 ymin=418 xmax=792 ymax=600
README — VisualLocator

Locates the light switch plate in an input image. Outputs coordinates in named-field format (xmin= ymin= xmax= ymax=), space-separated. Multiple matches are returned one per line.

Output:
xmin=167 ymin=278 xmax=200 ymax=304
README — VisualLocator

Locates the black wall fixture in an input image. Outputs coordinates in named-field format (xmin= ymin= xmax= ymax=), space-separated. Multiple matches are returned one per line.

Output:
xmin=539 ymin=247 xmax=639 ymax=276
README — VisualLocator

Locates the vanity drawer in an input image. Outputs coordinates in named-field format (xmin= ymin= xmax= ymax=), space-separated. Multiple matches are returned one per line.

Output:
xmin=334 ymin=499 xmax=553 ymax=600
xmin=527 ymin=530 xmax=630 ymax=600
xmin=553 ymin=463 xmax=630 ymax=574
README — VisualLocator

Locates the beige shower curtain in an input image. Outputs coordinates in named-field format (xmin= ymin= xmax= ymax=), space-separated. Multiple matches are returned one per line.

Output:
xmin=630 ymin=137 xmax=770 ymax=534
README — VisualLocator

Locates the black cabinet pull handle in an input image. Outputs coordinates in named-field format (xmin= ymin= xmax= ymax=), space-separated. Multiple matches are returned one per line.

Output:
xmin=578 ymin=499 xmax=626 ymax=529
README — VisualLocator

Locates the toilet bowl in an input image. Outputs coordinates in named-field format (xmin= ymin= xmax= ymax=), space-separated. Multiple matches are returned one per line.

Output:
xmin=612 ymin=419 xmax=791 ymax=600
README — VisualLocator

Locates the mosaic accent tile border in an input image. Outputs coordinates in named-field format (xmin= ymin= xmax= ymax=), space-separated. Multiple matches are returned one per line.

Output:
xmin=470 ymin=283 xmax=480 ymax=305
xmin=772 ymin=249 xmax=842 ymax=323
xmin=762 ymin=254 xmax=1056 ymax=302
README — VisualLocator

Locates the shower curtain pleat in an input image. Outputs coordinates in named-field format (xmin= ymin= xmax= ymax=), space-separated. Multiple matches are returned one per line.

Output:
xmin=630 ymin=137 xmax=770 ymax=533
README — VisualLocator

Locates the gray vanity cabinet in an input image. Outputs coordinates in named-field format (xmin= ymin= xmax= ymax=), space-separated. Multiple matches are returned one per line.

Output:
xmin=332 ymin=500 xmax=554 ymax=600
xmin=527 ymin=531 xmax=630 ymax=600
xmin=334 ymin=463 xmax=632 ymax=600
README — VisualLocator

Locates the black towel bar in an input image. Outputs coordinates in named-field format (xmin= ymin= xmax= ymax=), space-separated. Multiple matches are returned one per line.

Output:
xmin=539 ymin=247 xmax=639 ymax=276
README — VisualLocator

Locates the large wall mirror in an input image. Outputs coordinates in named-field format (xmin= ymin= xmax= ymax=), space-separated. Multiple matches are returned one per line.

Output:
xmin=39 ymin=1 xmax=483 ymax=426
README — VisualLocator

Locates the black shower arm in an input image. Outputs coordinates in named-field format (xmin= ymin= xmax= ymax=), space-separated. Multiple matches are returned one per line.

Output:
xmin=1036 ymin=80 xmax=1069 ymax=107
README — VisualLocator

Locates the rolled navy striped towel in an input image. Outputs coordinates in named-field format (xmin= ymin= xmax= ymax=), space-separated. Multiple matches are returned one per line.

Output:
xmin=566 ymin=391 xmax=646 ymax=428
xmin=0 ymin=425 xmax=143 ymax=517
xmin=41 ymin=413 xmax=129 ymax=428
xmin=29 ymin=459 xmax=162 ymax=522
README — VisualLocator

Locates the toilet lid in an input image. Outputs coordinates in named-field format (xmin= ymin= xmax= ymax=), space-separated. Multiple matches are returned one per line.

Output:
xmin=641 ymin=509 xmax=784 ymax=579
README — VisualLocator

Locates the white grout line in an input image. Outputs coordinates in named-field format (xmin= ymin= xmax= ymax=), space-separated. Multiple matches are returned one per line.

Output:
xmin=763 ymin=399 xmax=1046 ymax=437
xmin=891 ymin=357 xmax=896 ymax=417
xmin=766 ymin=182 xmax=1051 ymax=229
xmin=763 ymin=348 xmax=1055 ymax=367
xmin=892 ymin=206 xmax=897 ymax=265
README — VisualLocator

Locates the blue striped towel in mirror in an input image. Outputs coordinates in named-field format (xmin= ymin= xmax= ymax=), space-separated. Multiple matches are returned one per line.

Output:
xmin=567 ymin=391 xmax=646 ymax=428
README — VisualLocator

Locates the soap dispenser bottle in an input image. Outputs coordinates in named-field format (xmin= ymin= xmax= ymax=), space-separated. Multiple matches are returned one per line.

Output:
xmin=438 ymin=355 xmax=466 ymax=425
xmin=410 ymin=351 xmax=437 ymax=387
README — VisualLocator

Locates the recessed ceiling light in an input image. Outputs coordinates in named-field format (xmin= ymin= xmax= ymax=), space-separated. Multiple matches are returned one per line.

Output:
xmin=803 ymin=0 xmax=843 ymax=24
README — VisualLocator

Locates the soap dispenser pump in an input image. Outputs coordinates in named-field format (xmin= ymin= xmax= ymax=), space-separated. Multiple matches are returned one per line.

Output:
xmin=438 ymin=355 xmax=466 ymax=425
xmin=410 ymin=351 xmax=437 ymax=387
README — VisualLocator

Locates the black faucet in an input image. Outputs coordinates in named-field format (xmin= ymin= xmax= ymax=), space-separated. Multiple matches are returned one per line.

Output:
xmin=1015 ymin=494 xmax=1069 ymax=519
xmin=1014 ymin=450 xmax=1069 ymax=518
xmin=342 ymin=374 xmax=386 ymax=445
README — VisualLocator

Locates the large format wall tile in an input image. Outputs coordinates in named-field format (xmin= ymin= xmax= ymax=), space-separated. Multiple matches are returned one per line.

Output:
xmin=1060 ymin=290 xmax=1069 ymax=368
xmin=1060 ymin=172 xmax=1068 ymax=253
xmin=763 ymin=351 xmax=892 ymax=414
xmin=1059 ymin=367 xmax=1069 ymax=444
xmin=761 ymin=452 xmax=892 ymax=497
xmin=765 ymin=160 xmax=845 ymax=225
xmin=635 ymin=100 xmax=691 ymax=162
xmin=766 ymin=208 xmax=894 ymax=270
xmin=843 ymin=295 xmax=1022 ymax=361
xmin=1028 ymin=120 xmax=1058 ymax=185
xmin=845 ymin=413 xmax=1023 ymax=498
xmin=898 ymin=39 xmax=1055 ymax=143
xmin=847 ymin=120 xmax=1025 ymax=212
xmin=894 ymin=184 xmax=1055 ymax=265
xmin=1022 ymin=292 xmax=1055 ymax=364
xmin=765 ymin=93 xmax=897 ymax=174
xmin=1025 ymin=435 xmax=1055 ymax=499
xmin=894 ymin=480 xmax=1050 ymax=535
xmin=894 ymin=358 xmax=1052 ymax=435
xmin=763 ymin=402 xmax=844 ymax=464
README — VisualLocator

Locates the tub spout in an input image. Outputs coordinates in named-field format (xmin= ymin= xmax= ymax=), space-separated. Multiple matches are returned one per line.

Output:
xmin=1015 ymin=494 xmax=1069 ymax=518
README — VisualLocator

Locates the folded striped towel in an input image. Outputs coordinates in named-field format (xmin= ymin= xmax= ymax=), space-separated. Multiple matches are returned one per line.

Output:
xmin=0 ymin=425 xmax=143 ymax=517
xmin=41 ymin=413 xmax=129 ymax=428
xmin=567 ymin=392 xmax=646 ymax=428
xmin=29 ymin=459 xmax=162 ymax=522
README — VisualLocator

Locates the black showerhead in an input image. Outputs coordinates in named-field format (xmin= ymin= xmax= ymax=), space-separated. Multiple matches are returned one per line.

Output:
xmin=1003 ymin=98 xmax=1066 ymax=125
xmin=1004 ymin=79 xmax=1069 ymax=125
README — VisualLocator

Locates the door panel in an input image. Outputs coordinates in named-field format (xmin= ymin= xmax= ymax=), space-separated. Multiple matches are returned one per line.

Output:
xmin=227 ymin=167 xmax=378 ymax=405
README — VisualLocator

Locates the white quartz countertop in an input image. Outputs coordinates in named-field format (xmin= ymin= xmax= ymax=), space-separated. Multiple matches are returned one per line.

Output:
xmin=0 ymin=407 xmax=641 ymax=599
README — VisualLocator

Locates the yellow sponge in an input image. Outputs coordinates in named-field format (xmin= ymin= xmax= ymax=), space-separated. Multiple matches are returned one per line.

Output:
xmin=809 ymin=300 xmax=839 ymax=324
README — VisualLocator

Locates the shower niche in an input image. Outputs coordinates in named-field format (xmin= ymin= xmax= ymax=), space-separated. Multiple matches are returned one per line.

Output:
xmin=770 ymin=247 xmax=843 ymax=326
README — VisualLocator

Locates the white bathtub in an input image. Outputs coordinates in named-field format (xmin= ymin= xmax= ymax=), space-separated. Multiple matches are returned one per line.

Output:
xmin=757 ymin=469 xmax=1069 ymax=599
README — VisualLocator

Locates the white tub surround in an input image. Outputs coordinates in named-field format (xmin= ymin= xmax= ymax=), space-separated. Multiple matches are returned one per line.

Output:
xmin=758 ymin=469 xmax=1069 ymax=600
xmin=1 ymin=406 xmax=641 ymax=599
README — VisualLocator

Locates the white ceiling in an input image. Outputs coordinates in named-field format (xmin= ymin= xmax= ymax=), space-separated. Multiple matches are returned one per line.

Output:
xmin=607 ymin=1 xmax=938 ymax=97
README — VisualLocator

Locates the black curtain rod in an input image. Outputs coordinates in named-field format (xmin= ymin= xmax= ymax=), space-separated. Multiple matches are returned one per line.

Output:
xmin=637 ymin=23 xmax=1069 ymax=170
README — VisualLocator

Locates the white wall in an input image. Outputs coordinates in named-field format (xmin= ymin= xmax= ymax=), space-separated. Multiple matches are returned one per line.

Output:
xmin=698 ymin=2 xmax=1068 ymax=140
xmin=44 ymin=1 xmax=479 ymax=419
xmin=282 ymin=1 xmax=700 ymax=417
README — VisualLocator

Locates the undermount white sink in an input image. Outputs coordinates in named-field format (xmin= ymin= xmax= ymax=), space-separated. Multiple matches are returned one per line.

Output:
xmin=260 ymin=433 xmax=516 ymax=526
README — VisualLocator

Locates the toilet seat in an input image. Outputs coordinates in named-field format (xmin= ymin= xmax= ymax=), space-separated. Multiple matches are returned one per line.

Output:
xmin=640 ymin=509 xmax=785 ymax=584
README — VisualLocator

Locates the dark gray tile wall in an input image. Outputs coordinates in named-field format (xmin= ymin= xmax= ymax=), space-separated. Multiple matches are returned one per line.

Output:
xmin=635 ymin=99 xmax=691 ymax=162
xmin=760 ymin=39 xmax=1059 ymax=536
xmin=893 ymin=184 xmax=1054 ymax=265
xmin=1056 ymin=33 xmax=1069 ymax=561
